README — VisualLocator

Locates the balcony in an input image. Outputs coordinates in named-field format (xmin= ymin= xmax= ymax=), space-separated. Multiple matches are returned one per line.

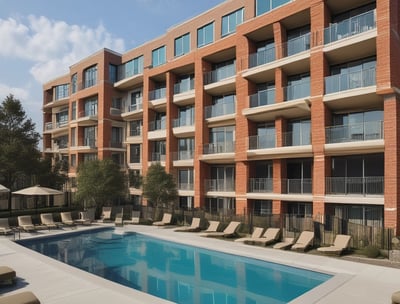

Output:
xmin=248 ymin=135 xmax=275 ymax=150
xmin=77 ymin=111 xmax=98 ymax=125
xmin=284 ymin=81 xmax=310 ymax=101
xmin=172 ymin=119 xmax=195 ymax=138
xmin=121 ymin=102 xmax=143 ymax=120
xmin=249 ymin=88 xmax=275 ymax=108
xmin=205 ymin=179 xmax=235 ymax=192
xmin=325 ymin=67 xmax=376 ymax=94
xmin=174 ymin=78 xmax=194 ymax=94
xmin=204 ymin=63 xmax=236 ymax=85
xmin=173 ymin=151 xmax=194 ymax=167
xmin=129 ymin=127 xmax=142 ymax=137
xmin=149 ymin=88 xmax=166 ymax=101
xmin=326 ymin=176 xmax=384 ymax=196
xmin=248 ymin=178 xmax=273 ymax=193
xmin=282 ymin=178 xmax=312 ymax=194
xmin=282 ymin=131 xmax=311 ymax=146
xmin=324 ymin=10 xmax=376 ymax=45
xmin=205 ymin=100 xmax=235 ymax=119
xmin=150 ymin=153 xmax=166 ymax=162
xmin=82 ymin=138 xmax=97 ymax=149
xmin=203 ymin=141 xmax=235 ymax=154
xmin=178 ymin=183 xmax=194 ymax=191
xmin=203 ymin=63 xmax=236 ymax=95
xmin=248 ymin=47 xmax=276 ymax=68
xmin=284 ymin=33 xmax=310 ymax=57
xmin=326 ymin=121 xmax=383 ymax=144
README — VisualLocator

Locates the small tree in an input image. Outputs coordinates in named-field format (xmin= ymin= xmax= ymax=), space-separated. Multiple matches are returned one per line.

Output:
xmin=142 ymin=162 xmax=178 ymax=210
xmin=76 ymin=159 xmax=126 ymax=210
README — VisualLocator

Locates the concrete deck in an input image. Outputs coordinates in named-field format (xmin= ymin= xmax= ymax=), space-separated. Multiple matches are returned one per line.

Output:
xmin=0 ymin=224 xmax=399 ymax=303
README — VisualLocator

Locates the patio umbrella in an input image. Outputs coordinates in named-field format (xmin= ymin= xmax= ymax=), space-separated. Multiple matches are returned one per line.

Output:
xmin=13 ymin=185 xmax=63 ymax=210
xmin=0 ymin=184 xmax=10 ymax=193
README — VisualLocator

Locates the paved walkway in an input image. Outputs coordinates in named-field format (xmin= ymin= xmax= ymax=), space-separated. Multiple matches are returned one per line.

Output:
xmin=0 ymin=224 xmax=399 ymax=303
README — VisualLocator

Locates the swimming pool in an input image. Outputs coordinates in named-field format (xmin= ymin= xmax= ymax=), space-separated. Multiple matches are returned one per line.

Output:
xmin=19 ymin=228 xmax=332 ymax=304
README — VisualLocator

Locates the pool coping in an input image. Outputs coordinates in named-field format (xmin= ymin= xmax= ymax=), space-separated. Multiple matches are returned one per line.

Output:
xmin=1 ymin=224 xmax=400 ymax=303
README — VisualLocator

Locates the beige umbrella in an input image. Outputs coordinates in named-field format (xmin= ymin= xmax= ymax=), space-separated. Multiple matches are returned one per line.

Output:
xmin=13 ymin=185 xmax=63 ymax=210
xmin=0 ymin=184 xmax=10 ymax=193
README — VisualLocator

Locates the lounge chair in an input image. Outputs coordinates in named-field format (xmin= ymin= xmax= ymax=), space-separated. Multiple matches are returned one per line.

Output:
xmin=75 ymin=211 xmax=91 ymax=225
xmin=0 ymin=218 xmax=13 ymax=235
xmin=123 ymin=211 xmax=140 ymax=225
xmin=392 ymin=291 xmax=400 ymax=304
xmin=291 ymin=231 xmax=315 ymax=251
xmin=114 ymin=212 xmax=123 ymax=226
xmin=200 ymin=221 xmax=241 ymax=238
xmin=175 ymin=217 xmax=201 ymax=232
xmin=17 ymin=216 xmax=37 ymax=232
xmin=273 ymin=237 xmax=295 ymax=250
xmin=0 ymin=266 xmax=16 ymax=285
xmin=247 ymin=228 xmax=281 ymax=246
xmin=100 ymin=206 xmax=112 ymax=222
xmin=234 ymin=227 xmax=264 ymax=243
xmin=153 ymin=213 xmax=172 ymax=226
xmin=60 ymin=212 xmax=76 ymax=227
xmin=0 ymin=291 xmax=40 ymax=304
xmin=202 ymin=220 xmax=220 ymax=233
xmin=317 ymin=234 xmax=352 ymax=255
xmin=40 ymin=213 xmax=60 ymax=229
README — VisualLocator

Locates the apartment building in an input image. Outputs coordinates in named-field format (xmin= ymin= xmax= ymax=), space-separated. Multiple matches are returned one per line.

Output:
xmin=42 ymin=0 xmax=400 ymax=234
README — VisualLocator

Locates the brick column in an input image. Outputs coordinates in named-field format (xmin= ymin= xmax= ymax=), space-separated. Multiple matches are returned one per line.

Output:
xmin=165 ymin=72 xmax=177 ymax=173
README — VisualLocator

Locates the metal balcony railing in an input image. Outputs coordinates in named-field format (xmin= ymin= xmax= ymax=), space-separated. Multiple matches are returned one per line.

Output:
xmin=326 ymin=176 xmax=384 ymax=195
xmin=248 ymin=46 xmax=276 ymax=68
xmin=149 ymin=88 xmax=166 ymax=101
xmin=248 ymin=135 xmax=276 ymax=149
xmin=173 ymin=151 xmax=194 ymax=161
xmin=248 ymin=178 xmax=273 ymax=193
xmin=325 ymin=67 xmax=376 ymax=94
xmin=326 ymin=121 xmax=383 ymax=143
xmin=249 ymin=88 xmax=276 ymax=108
xmin=149 ymin=120 xmax=166 ymax=131
xmin=203 ymin=141 xmax=235 ymax=154
xmin=205 ymin=179 xmax=235 ymax=192
xmin=282 ymin=131 xmax=311 ymax=146
xmin=283 ymin=178 xmax=312 ymax=194
xmin=205 ymin=100 xmax=235 ymax=119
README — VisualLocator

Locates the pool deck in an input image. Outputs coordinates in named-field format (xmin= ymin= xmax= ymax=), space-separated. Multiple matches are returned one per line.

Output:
xmin=0 ymin=223 xmax=399 ymax=304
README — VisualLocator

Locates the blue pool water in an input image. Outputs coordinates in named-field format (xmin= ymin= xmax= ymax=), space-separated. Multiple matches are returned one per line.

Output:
xmin=19 ymin=228 xmax=332 ymax=304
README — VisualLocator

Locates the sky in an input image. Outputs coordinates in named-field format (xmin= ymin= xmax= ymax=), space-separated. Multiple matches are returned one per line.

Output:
xmin=0 ymin=0 xmax=224 ymax=148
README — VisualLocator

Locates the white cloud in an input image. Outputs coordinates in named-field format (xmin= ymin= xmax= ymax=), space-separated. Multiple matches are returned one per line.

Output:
xmin=0 ymin=15 xmax=125 ymax=83
xmin=0 ymin=83 xmax=29 ymax=101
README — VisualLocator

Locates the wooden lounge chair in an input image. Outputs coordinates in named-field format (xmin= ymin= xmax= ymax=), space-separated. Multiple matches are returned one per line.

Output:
xmin=0 ymin=218 xmax=13 ymax=235
xmin=60 ymin=212 xmax=76 ymax=227
xmin=273 ymin=237 xmax=295 ymax=250
xmin=175 ymin=217 xmax=201 ymax=232
xmin=317 ymin=234 xmax=352 ymax=255
xmin=247 ymin=228 xmax=281 ymax=246
xmin=0 ymin=266 xmax=16 ymax=285
xmin=291 ymin=231 xmax=315 ymax=251
xmin=114 ymin=212 xmax=124 ymax=226
xmin=0 ymin=291 xmax=40 ymax=304
xmin=75 ymin=211 xmax=91 ymax=225
xmin=202 ymin=220 xmax=220 ymax=233
xmin=17 ymin=216 xmax=37 ymax=232
xmin=153 ymin=213 xmax=172 ymax=226
xmin=123 ymin=211 xmax=140 ymax=225
xmin=234 ymin=227 xmax=264 ymax=243
xmin=200 ymin=221 xmax=241 ymax=238
xmin=40 ymin=213 xmax=60 ymax=229
xmin=100 ymin=206 xmax=112 ymax=222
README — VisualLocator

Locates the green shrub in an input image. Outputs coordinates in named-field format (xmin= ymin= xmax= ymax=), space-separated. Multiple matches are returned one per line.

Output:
xmin=363 ymin=245 xmax=380 ymax=258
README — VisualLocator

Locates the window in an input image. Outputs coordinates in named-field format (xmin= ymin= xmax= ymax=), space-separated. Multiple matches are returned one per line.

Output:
xmin=84 ymin=97 xmax=98 ymax=116
xmin=174 ymin=74 xmax=194 ymax=94
xmin=130 ymin=90 xmax=143 ymax=111
xmin=197 ymin=22 xmax=214 ymax=47
xmin=55 ymin=84 xmax=69 ymax=100
xmin=130 ymin=120 xmax=142 ymax=136
xmin=222 ymin=8 xmax=244 ymax=36
xmin=122 ymin=56 xmax=144 ymax=79
xmin=177 ymin=106 xmax=195 ymax=127
xmin=285 ymin=73 xmax=310 ymax=100
xmin=210 ymin=166 xmax=235 ymax=191
xmin=152 ymin=46 xmax=166 ymax=67
xmin=70 ymin=128 xmax=76 ymax=147
xmin=71 ymin=102 xmax=76 ymax=120
xmin=178 ymin=138 xmax=195 ymax=160
xmin=84 ymin=153 xmax=97 ymax=162
xmin=179 ymin=169 xmax=194 ymax=190
xmin=71 ymin=74 xmax=77 ymax=94
xmin=152 ymin=141 xmax=166 ymax=161
xmin=55 ymin=108 xmax=68 ymax=127
xmin=286 ymin=119 xmax=311 ymax=146
xmin=70 ymin=154 xmax=76 ymax=168
xmin=130 ymin=144 xmax=141 ymax=163
xmin=109 ymin=64 xmax=117 ymax=83
xmin=84 ymin=65 xmax=97 ymax=88
xmin=256 ymin=0 xmax=291 ymax=16
xmin=111 ymin=127 xmax=123 ymax=147
xmin=174 ymin=33 xmax=190 ymax=57
xmin=83 ymin=126 xmax=97 ymax=147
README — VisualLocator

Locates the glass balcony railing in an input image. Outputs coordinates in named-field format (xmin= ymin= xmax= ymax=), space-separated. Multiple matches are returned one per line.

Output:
xmin=284 ymin=81 xmax=310 ymax=101
xmin=79 ymin=110 xmax=97 ymax=118
xmin=126 ymin=100 xmax=143 ymax=113
xmin=205 ymin=179 xmax=235 ymax=192
xmin=249 ymin=88 xmax=275 ymax=108
xmin=284 ymin=33 xmax=311 ymax=57
xmin=282 ymin=131 xmax=311 ymax=146
xmin=178 ymin=183 xmax=194 ymax=191
xmin=205 ymin=100 xmax=235 ymax=119
xmin=248 ymin=47 xmax=276 ymax=68
xmin=174 ymin=78 xmax=194 ymax=94
xmin=84 ymin=138 xmax=96 ymax=148
xmin=149 ymin=88 xmax=166 ymax=101
xmin=248 ymin=135 xmax=276 ymax=149
xmin=173 ymin=117 xmax=195 ymax=128
xmin=324 ymin=10 xmax=376 ymax=45
xmin=283 ymin=178 xmax=312 ymax=194
xmin=325 ymin=67 xmax=376 ymax=94
xmin=248 ymin=178 xmax=273 ymax=193
xmin=149 ymin=120 xmax=166 ymax=131
xmin=130 ymin=128 xmax=142 ymax=137
xmin=173 ymin=150 xmax=194 ymax=161
xmin=326 ymin=176 xmax=384 ymax=195
xmin=203 ymin=63 xmax=236 ymax=85
xmin=45 ymin=122 xmax=53 ymax=130
xmin=203 ymin=141 xmax=235 ymax=154
xmin=326 ymin=121 xmax=383 ymax=144
xmin=151 ymin=153 xmax=166 ymax=162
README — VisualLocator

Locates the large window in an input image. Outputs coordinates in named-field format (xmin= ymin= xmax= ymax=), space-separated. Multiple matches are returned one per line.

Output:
xmin=130 ymin=144 xmax=141 ymax=163
xmin=222 ymin=8 xmax=244 ymax=36
xmin=285 ymin=119 xmax=311 ymax=146
xmin=130 ymin=120 xmax=142 ymax=137
xmin=121 ymin=56 xmax=144 ymax=79
xmin=71 ymin=102 xmax=76 ymax=120
xmin=55 ymin=84 xmax=69 ymax=100
xmin=178 ymin=138 xmax=194 ymax=160
xmin=84 ymin=65 xmax=97 ymax=88
xmin=152 ymin=141 xmax=166 ymax=162
xmin=256 ymin=0 xmax=291 ymax=16
xmin=174 ymin=33 xmax=190 ymax=57
xmin=55 ymin=108 xmax=68 ymax=127
xmin=109 ymin=64 xmax=117 ymax=83
xmin=111 ymin=127 xmax=123 ymax=147
xmin=210 ymin=166 xmax=235 ymax=191
xmin=84 ymin=97 xmax=98 ymax=116
xmin=197 ymin=22 xmax=214 ymax=48
xmin=178 ymin=169 xmax=194 ymax=190
xmin=83 ymin=126 xmax=97 ymax=147
xmin=152 ymin=46 xmax=166 ymax=67
xmin=71 ymin=74 xmax=77 ymax=94
xmin=130 ymin=90 xmax=143 ymax=111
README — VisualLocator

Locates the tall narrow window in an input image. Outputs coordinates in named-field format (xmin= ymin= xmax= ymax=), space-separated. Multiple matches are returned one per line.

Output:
xmin=109 ymin=64 xmax=117 ymax=83
xmin=84 ymin=65 xmax=97 ymax=88
xmin=174 ymin=33 xmax=190 ymax=57
xmin=71 ymin=74 xmax=77 ymax=94
xmin=197 ymin=22 xmax=214 ymax=48
xmin=71 ymin=102 xmax=76 ymax=120
xmin=222 ymin=8 xmax=244 ymax=36
xmin=152 ymin=46 xmax=166 ymax=67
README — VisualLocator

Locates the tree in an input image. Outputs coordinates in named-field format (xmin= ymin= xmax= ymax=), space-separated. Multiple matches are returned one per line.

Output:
xmin=75 ymin=159 xmax=126 ymax=209
xmin=142 ymin=162 xmax=178 ymax=209
xmin=35 ymin=157 xmax=68 ymax=190
xmin=0 ymin=94 xmax=41 ymax=193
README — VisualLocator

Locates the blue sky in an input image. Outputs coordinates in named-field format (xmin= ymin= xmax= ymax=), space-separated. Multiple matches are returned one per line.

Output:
xmin=0 ymin=0 xmax=224 ymax=146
